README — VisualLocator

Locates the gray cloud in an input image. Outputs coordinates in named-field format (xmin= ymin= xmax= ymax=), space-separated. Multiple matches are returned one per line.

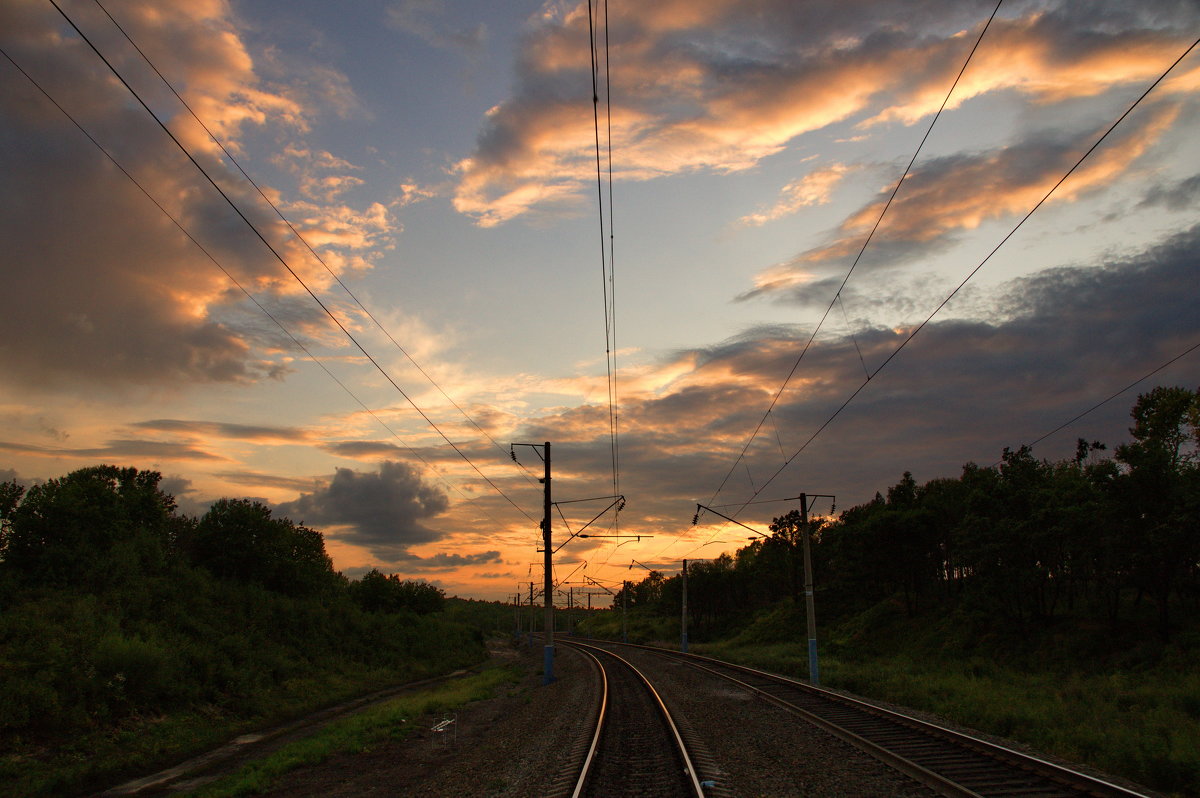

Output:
xmin=500 ymin=223 xmax=1200 ymax=543
xmin=1139 ymin=174 xmax=1200 ymax=211
xmin=393 ymin=550 xmax=503 ymax=570
xmin=134 ymin=420 xmax=311 ymax=442
xmin=321 ymin=441 xmax=406 ymax=458
xmin=276 ymin=460 xmax=450 ymax=557
xmin=0 ymin=439 xmax=225 ymax=462
xmin=387 ymin=0 xmax=488 ymax=53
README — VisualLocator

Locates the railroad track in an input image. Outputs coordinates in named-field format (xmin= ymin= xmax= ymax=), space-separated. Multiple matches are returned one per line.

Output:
xmin=614 ymin=642 xmax=1150 ymax=798
xmin=554 ymin=641 xmax=707 ymax=798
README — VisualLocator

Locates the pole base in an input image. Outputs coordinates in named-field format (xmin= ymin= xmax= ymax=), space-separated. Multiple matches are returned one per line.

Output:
xmin=543 ymin=645 xmax=556 ymax=685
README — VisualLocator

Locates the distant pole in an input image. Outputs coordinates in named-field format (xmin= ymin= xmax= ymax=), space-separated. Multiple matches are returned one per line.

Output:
xmin=528 ymin=581 xmax=535 ymax=646
xmin=542 ymin=441 xmax=555 ymax=684
xmin=681 ymin=559 xmax=689 ymax=653
xmin=622 ymin=580 xmax=629 ymax=643
xmin=800 ymin=493 xmax=820 ymax=686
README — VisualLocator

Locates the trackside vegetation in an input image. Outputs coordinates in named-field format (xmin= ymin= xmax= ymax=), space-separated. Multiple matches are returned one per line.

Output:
xmin=0 ymin=472 xmax=487 ymax=797
xmin=580 ymin=387 xmax=1200 ymax=796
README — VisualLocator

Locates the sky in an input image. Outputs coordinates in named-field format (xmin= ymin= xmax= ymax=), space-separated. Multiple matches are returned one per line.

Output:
xmin=2 ymin=0 xmax=1199 ymax=602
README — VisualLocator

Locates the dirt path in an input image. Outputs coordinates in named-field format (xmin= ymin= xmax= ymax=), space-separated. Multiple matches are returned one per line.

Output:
xmin=259 ymin=639 xmax=593 ymax=797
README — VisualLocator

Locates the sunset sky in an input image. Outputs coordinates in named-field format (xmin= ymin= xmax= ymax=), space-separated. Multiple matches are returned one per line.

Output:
xmin=2 ymin=0 xmax=1198 ymax=601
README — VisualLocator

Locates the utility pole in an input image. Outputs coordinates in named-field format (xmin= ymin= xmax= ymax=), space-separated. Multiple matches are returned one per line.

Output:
xmin=622 ymin=580 xmax=629 ymax=643
xmin=800 ymin=493 xmax=819 ymax=685
xmin=528 ymin=581 xmax=535 ymax=645
xmin=798 ymin=492 xmax=834 ymax=686
xmin=542 ymin=441 xmax=554 ymax=684
xmin=681 ymin=559 xmax=689 ymax=653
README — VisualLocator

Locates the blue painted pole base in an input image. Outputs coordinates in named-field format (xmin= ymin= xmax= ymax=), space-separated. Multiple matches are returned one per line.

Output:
xmin=808 ymin=638 xmax=820 ymax=686
xmin=543 ymin=645 xmax=556 ymax=685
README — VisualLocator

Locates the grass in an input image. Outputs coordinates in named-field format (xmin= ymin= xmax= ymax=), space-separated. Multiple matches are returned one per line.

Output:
xmin=189 ymin=665 xmax=521 ymax=797
xmin=0 ymin=663 xmax=473 ymax=798
xmin=694 ymin=607 xmax=1200 ymax=798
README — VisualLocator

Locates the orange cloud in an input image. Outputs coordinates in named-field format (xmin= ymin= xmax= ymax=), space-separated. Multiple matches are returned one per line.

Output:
xmin=453 ymin=2 xmax=1198 ymax=227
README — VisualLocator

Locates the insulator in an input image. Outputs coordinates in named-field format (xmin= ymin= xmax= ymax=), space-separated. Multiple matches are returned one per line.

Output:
xmin=691 ymin=513 xmax=699 ymax=525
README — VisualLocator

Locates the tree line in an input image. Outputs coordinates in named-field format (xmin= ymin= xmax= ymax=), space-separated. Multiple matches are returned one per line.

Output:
xmin=0 ymin=466 xmax=471 ymax=751
xmin=616 ymin=386 xmax=1200 ymax=640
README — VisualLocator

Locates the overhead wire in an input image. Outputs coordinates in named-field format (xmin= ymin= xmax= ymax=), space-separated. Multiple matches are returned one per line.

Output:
xmin=1016 ymin=338 xmax=1200 ymax=460
xmin=44 ymin=0 xmax=537 ymax=523
xmin=587 ymin=0 xmax=623 ymax=568
xmin=700 ymin=0 xmax=1006 ymax=516
xmin=0 ymin=43 xmax=520 ymax=528
xmin=0 ymin=43 xmax=511 ymax=525
xmin=709 ymin=31 xmax=1200 ymax=530
xmin=87 ymin=0 xmax=540 ymax=491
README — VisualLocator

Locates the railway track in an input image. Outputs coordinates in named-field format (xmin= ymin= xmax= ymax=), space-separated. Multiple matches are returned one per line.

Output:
xmin=615 ymin=642 xmax=1151 ymax=798
xmin=556 ymin=641 xmax=707 ymax=798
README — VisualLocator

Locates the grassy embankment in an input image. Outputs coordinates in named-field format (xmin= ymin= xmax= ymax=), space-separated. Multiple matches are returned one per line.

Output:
xmin=0 ymin=584 xmax=493 ymax=798
xmin=579 ymin=599 xmax=1200 ymax=796
xmin=190 ymin=664 xmax=521 ymax=797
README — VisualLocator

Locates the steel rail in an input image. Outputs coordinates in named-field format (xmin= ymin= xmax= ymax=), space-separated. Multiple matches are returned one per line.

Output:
xmin=564 ymin=640 xmax=706 ymax=797
xmin=615 ymin=642 xmax=1150 ymax=798
xmin=570 ymin=645 xmax=609 ymax=798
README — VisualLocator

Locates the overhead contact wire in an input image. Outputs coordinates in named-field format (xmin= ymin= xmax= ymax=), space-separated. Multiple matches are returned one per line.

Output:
xmin=718 ymin=32 xmax=1200 ymax=524
xmin=701 ymin=0 xmax=1005 ymax=517
xmin=88 ymin=0 xmax=539 ymax=490
xmin=46 ymin=0 xmax=536 ymax=523
xmin=0 ymin=44 xmax=509 ymax=524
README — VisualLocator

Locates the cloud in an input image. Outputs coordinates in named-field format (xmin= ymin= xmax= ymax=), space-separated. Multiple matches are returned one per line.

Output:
xmin=0 ymin=0 xmax=390 ymax=392
xmin=452 ymin=0 xmax=1199 ymax=226
xmin=489 ymin=223 xmax=1200 ymax=547
xmin=276 ymin=460 xmax=450 ymax=558
xmin=133 ymin=419 xmax=311 ymax=443
xmin=387 ymin=0 xmax=488 ymax=53
xmin=392 ymin=550 xmax=503 ymax=571
xmin=0 ymin=439 xmax=225 ymax=462
xmin=321 ymin=441 xmax=407 ymax=459
xmin=1139 ymin=173 xmax=1200 ymax=211
xmin=739 ymin=163 xmax=851 ymax=227
xmin=742 ymin=103 xmax=1182 ymax=298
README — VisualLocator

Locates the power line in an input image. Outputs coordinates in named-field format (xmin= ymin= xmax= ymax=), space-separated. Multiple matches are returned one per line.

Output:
xmin=1021 ymin=338 xmax=1200 ymax=456
xmin=0 ymin=44 xmax=514 ymax=529
xmin=87 ymin=0 xmax=538 ymax=490
xmin=45 ymin=0 xmax=536 ymax=523
xmin=702 ymin=0 xmax=1006 ymax=515
xmin=587 ymin=0 xmax=622 ymax=552
xmin=712 ymin=32 xmax=1200 ymax=525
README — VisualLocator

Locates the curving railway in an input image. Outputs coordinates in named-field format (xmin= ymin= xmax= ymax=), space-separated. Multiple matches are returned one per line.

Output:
xmin=556 ymin=641 xmax=707 ymax=797
xmin=570 ymin=639 xmax=1154 ymax=798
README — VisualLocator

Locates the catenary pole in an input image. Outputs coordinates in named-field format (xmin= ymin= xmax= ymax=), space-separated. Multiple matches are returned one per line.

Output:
xmin=681 ymin=559 xmax=689 ymax=653
xmin=800 ymin=493 xmax=819 ymax=685
xmin=543 ymin=441 xmax=555 ymax=684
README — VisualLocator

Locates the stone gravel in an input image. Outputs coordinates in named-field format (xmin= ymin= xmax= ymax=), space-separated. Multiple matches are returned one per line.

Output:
xmin=610 ymin=643 xmax=932 ymax=797
xmin=263 ymin=637 xmax=942 ymax=797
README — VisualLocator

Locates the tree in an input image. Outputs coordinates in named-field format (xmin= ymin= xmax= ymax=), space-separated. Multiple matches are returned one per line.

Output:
xmin=186 ymin=499 xmax=336 ymax=596
xmin=0 ymin=466 xmax=175 ymax=588
xmin=353 ymin=569 xmax=445 ymax=614
xmin=1112 ymin=386 xmax=1200 ymax=635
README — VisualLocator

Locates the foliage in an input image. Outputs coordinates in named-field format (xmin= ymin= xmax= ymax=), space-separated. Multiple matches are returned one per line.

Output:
xmin=352 ymin=568 xmax=445 ymax=614
xmin=596 ymin=387 xmax=1200 ymax=795
xmin=0 ymin=465 xmax=490 ymax=797
xmin=611 ymin=386 xmax=1200 ymax=641
xmin=193 ymin=666 xmax=520 ymax=798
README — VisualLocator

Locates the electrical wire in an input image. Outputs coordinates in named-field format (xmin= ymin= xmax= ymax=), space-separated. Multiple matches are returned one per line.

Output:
xmin=0 ymin=43 xmax=512 ymax=526
xmin=87 ymin=0 xmax=539 ymax=490
xmin=44 ymin=0 xmax=537 ymax=523
xmin=587 ymin=0 xmax=621 ymax=531
xmin=1018 ymin=338 xmax=1200 ymax=458
xmin=712 ymin=32 xmax=1200 ymax=527
xmin=701 ymin=0 xmax=1006 ymax=516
